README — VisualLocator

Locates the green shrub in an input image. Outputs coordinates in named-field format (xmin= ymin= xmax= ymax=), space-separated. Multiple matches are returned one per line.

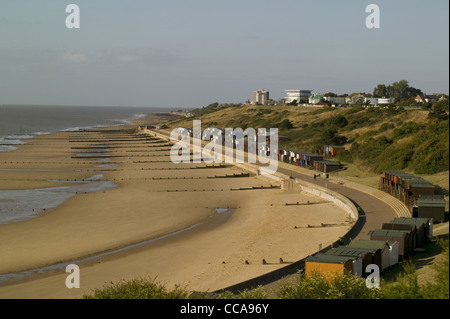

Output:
xmin=382 ymin=240 xmax=449 ymax=299
xmin=279 ymin=272 xmax=382 ymax=299
xmin=337 ymin=150 xmax=353 ymax=163
xmin=393 ymin=121 xmax=424 ymax=140
xmin=378 ymin=122 xmax=395 ymax=133
xmin=207 ymin=286 xmax=269 ymax=299
xmin=255 ymin=108 xmax=274 ymax=117
xmin=382 ymin=261 xmax=422 ymax=299
xmin=83 ymin=278 xmax=189 ymax=299
xmin=330 ymin=115 xmax=349 ymax=128
xmin=312 ymin=107 xmax=336 ymax=115
xmin=415 ymin=149 xmax=450 ymax=174
xmin=238 ymin=286 xmax=269 ymax=299
xmin=343 ymin=105 xmax=365 ymax=115
xmin=279 ymin=272 xmax=331 ymax=299
xmin=277 ymin=119 xmax=294 ymax=130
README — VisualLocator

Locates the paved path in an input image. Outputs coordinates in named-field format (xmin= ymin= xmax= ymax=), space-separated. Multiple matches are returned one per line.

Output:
xmin=277 ymin=165 xmax=400 ymax=240
xmin=262 ymin=164 xmax=406 ymax=296
xmin=152 ymin=129 xmax=407 ymax=233
xmin=150 ymin=129 xmax=410 ymax=295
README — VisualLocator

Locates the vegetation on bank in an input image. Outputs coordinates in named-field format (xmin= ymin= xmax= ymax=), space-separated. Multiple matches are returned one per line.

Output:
xmin=83 ymin=279 xmax=190 ymax=300
xmin=337 ymin=106 xmax=449 ymax=175
xmin=83 ymin=240 xmax=448 ymax=299
xmin=165 ymin=99 xmax=449 ymax=176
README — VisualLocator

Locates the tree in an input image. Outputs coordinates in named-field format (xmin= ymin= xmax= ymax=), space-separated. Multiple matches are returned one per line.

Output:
xmin=278 ymin=119 xmax=294 ymax=130
xmin=349 ymin=95 xmax=365 ymax=106
xmin=207 ymin=102 xmax=219 ymax=108
xmin=399 ymin=97 xmax=419 ymax=107
xmin=373 ymin=84 xmax=387 ymax=98
xmin=428 ymin=99 xmax=449 ymax=121
xmin=374 ymin=80 xmax=423 ymax=102
xmin=320 ymin=128 xmax=348 ymax=146
xmin=391 ymin=80 xmax=410 ymax=101
xmin=330 ymin=115 xmax=348 ymax=128
xmin=421 ymin=102 xmax=433 ymax=110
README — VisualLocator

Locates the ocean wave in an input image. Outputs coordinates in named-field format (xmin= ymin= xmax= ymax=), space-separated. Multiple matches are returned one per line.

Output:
xmin=0 ymin=145 xmax=18 ymax=152
xmin=0 ymin=106 xmax=161 ymax=152
xmin=110 ymin=112 xmax=148 ymax=125
xmin=1 ymin=135 xmax=33 ymax=144
xmin=59 ymin=124 xmax=109 ymax=132
xmin=0 ymin=133 xmax=48 ymax=152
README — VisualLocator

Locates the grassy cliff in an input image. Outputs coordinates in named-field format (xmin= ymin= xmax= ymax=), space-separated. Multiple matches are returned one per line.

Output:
xmin=165 ymin=105 xmax=449 ymax=181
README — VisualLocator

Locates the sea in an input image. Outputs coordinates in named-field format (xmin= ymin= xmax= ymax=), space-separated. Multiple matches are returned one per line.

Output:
xmin=0 ymin=105 xmax=169 ymax=152
xmin=0 ymin=105 xmax=170 ymax=225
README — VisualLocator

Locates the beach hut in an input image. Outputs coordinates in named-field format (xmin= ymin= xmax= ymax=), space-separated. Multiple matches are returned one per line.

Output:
xmin=379 ymin=171 xmax=415 ymax=200
xmin=290 ymin=150 xmax=303 ymax=166
xmin=305 ymin=254 xmax=354 ymax=278
xmin=281 ymin=148 xmax=289 ymax=163
xmin=347 ymin=241 xmax=400 ymax=270
xmin=303 ymin=153 xmax=324 ymax=168
xmin=369 ymin=230 xmax=413 ymax=258
xmin=323 ymin=145 xmax=346 ymax=158
xmin=278 ymin=148 xmax=285 ymax=162
xmin=347 ymin=240 xmax=389 ymax=270
xmin=387 ymin=241 xmax=399 ymax=268
xmin=413 ymin=195 xmax=446 ymax=223
xmin=324 ymin=247 xmax=371 ymax=277
xmin=379 ymin=171 xmax=438 ymax=210
xmin=382 ymin=223 xmax=418 ymax=249
xmin=349 ymin=240 xmax=400 ymax=270
xmin=391 ymin=217 xmax=434 ymax=246
xmin=289 ymin=150 xmax=297 ymax=164
xmin=297 ymin=150 xmax=307 ymax=167
xmin=315 ymin=160 xmax=342 ymax=173
xmin=402 ymin=177 xmax=436 ymax=200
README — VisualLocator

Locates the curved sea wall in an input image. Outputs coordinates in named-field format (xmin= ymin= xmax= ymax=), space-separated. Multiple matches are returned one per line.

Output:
xmin=331 ymin=177 xmax=411 ymax=218
xmin=214 ymin=164 xmax=361 ymax=293
xmin=145 ymin=130 xmax=362 ymax=292
xmin=238 ymin=163 xmax=359 ymax=222
xmin=294 ymin=178 xmax=359 ymax=221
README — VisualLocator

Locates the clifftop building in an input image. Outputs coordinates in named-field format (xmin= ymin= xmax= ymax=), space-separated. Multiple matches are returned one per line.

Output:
xmin=252 ymin=90 xmax=270 ymax=105
xmin=285 ymin=90 xmax=313 ymax=104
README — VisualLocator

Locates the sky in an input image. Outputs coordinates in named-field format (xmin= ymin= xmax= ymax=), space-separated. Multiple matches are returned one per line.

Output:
xmin=0 ymin=0 xmax=448 ymax=108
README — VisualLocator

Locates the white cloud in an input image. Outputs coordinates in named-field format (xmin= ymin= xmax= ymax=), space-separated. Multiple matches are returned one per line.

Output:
xmin=58 ymin=48 xmax=178 ymax=66
xmin=61 ymin=52 xmax=89 ymax=63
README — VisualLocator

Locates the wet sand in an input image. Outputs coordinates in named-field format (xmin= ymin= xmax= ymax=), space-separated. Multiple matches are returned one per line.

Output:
xmin=0 ymin=114 xmax=351 ymax=298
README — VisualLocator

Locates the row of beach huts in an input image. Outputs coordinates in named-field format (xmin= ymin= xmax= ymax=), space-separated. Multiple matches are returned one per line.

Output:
xmin=167 ymin=126 xmax=346 ymax=174
xmin=156 ymin=126 xmax=446 ymax=281
xmin=304 ymin=169 xmax=445 ymax=279
xmin=258 ymin=141 xmax=345 ymax=174
xmin=164 ymin=126 xmax=446 ymax=222
xmin=304 ymin=216 xmax=435 ymax=279
xmin=277 ymin=147 xmax=344 ymax=174
xmin=379 ymin=170 xmax=446 ymax=222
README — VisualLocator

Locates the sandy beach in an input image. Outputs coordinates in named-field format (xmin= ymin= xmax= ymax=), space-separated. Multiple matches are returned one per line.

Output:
xmin=0 ymin=114 xmax=352 ymax=299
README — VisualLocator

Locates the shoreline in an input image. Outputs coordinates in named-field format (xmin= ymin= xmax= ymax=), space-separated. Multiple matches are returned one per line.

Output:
xmin=0 ymin=207 xmax=234 ymax=287
xmin=0 ymin=105 xmax=174 ymax=154
xmin=0 ymin=113 xmax=352 ymax=298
